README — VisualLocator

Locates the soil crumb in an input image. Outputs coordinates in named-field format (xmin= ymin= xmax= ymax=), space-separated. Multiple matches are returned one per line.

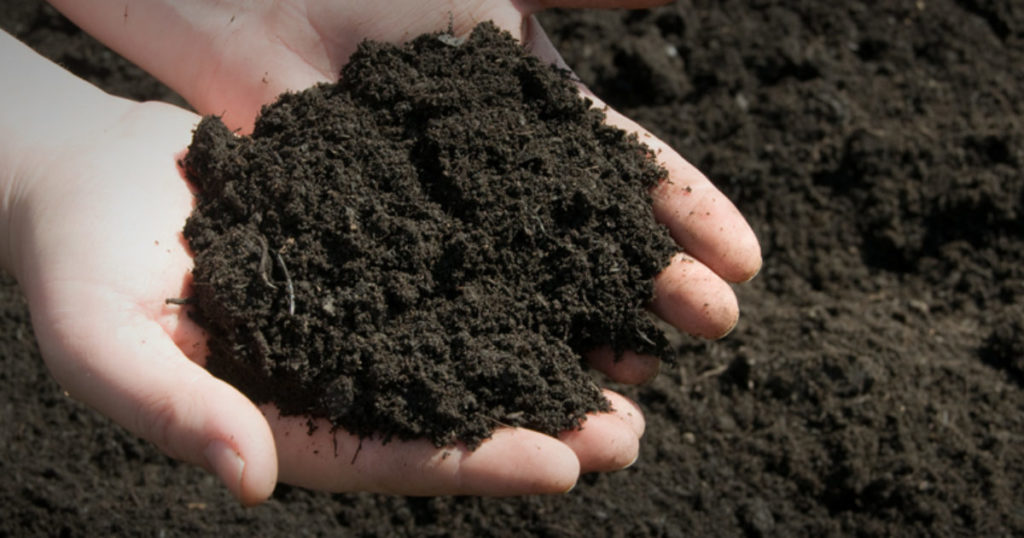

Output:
xmin=182 ymin=22 xmax=676 ymax=447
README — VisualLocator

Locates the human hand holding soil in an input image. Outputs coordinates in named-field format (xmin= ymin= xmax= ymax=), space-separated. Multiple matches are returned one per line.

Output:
xmin=22 ymin=0 xmax=762 ymax=504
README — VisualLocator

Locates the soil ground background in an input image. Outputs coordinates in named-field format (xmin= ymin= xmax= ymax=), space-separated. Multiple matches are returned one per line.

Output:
xmin=1 ymin=1 xmax=1022 ymax=536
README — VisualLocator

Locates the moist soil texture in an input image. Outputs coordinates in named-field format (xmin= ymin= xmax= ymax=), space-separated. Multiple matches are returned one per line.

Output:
xmin=2 ymin=1 xmax=1023 ymax=537
xmin=181 ymin=22 xmax=676 ymax=447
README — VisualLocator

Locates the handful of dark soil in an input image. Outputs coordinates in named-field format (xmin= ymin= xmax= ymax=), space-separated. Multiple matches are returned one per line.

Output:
xmin=182 ymin=22 xmax=677 ymax=447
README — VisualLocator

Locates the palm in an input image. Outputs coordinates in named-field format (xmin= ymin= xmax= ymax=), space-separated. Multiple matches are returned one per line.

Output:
xmin=13 ymin=103 xmax=274 ymax=489
xmin=23 ymin=110 xmax=198 ymax=349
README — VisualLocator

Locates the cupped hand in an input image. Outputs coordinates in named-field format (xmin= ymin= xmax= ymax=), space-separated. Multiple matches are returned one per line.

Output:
xmin=41 ymin=0 xmax=762 ymax=502
xmin=9 ymin=100 xmax=646 ymax=504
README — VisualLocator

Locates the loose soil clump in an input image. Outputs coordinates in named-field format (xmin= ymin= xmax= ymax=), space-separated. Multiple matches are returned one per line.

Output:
xmin=181 ymin=23 xmax=677 ymax=447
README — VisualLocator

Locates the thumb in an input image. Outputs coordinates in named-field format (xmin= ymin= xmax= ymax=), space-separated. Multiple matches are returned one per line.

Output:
xmin=30 ymin=294 xmax=278 ymax=505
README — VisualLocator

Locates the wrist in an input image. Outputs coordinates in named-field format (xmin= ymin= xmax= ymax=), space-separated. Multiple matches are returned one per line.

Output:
xmin=0 ymin=30 xmax=134 ymax=279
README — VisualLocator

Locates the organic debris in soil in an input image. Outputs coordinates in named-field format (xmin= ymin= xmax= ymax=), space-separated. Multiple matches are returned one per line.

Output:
xmin=182 ymin=22 xmax=676 ymax=448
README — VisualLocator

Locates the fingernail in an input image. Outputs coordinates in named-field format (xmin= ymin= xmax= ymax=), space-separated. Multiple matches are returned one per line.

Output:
xmin=738 ymin=263 xmax=762 ymax=284
xmin=714 ymin=312 xmax=740 ymax=340
xmin=562 ymin=478 xmax=578 ymax=494
xmin=204 ymin=440 xmax=245 ymax=496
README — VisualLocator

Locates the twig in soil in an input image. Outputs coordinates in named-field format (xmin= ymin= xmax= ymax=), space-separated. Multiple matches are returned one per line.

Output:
xmin=478 ymin=413 xmax=515 ymax=429
xmin=255 ymin=234 xmax=277 ymax=290
xmin=275 ymin=251 xmax=295 ymax=315
xmin=437 ymin=12 xmax=466 ymax=47
xmin=533 ymin=214 xmax=549 ymax=237
xmin=636 ymin=328 xmax=657 ymax=347
xmin=350 ymin=438 xmax=362 ymax=465
xmin=164 ymin=297 xmax=194 ymax=305
xmin=695 ymin=364 xmax=729 ymax=382
xmin=252 ymin=328 xmax=272 ymax=361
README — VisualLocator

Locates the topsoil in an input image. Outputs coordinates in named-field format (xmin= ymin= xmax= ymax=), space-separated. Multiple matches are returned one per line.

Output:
xmin=2 ymin=1 xmax=1023 ymax=537
xmin=181 ymin=23 xmax=676 ymax=447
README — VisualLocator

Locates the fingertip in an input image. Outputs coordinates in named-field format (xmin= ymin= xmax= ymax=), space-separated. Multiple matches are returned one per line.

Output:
xmin=559 ymin=412 xmax=640 ymax=473
xmin=235 ymin=425 xmax=279 ymax=505
xmin=651 ymin=253 xmax=739 ymax=340
xmin=187 ymin=379 xmax=278 ymax=505
xmin=651 ymin=175 xmax=763 ymax=285
xmin=204 ymin=439 xmax=247 ymax=502
xmin=238 ymin=475 xmax=277 ymax=506
xmin=722 ymin=229 xmax=763 ymax=284
xmin=195 ymin=391 xmax=278 ymax=505
xmin=463 ymin=428 xmax=581 ymax=495
xmin=741 ymin=260 xmax=763 ymax=284
xmin=603 ymin=390 xmax=645 ymax=439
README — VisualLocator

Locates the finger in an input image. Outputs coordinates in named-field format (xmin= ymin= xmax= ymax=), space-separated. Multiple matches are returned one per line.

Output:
xmin=271 ymin=411 xmax=580 ymax=496
xmin=603 ymin=110 xmax=763 ymax=283
xmin=524 ymin=18 xmax=762 ymax=283
xmin=651 ymin=252 xmax=739 ymax=339
xmin=30 ymin=296 xmax=278 ymax=505
xmin=558 ymin=390 xmax=643 ymax=472
xmin=604 ymin=389 xmax=645 ymax=438
xmin=587 ymin=347 xmax=660 ymax=385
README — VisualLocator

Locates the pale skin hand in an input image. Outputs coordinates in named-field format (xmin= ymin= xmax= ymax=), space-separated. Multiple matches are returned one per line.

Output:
xmin=17 ymin=0 xmax=762 ymax=503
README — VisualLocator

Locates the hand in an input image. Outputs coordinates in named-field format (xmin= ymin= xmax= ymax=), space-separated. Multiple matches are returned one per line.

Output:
xmin=38 ymin=0 xmax=762 ymax=501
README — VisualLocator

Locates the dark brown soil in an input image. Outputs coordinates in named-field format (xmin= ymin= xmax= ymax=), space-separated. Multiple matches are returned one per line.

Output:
xmin=3 ymin=1 xmax=1023 ymax=536
xmin=181 ymin=23 xmax=676 ymax=447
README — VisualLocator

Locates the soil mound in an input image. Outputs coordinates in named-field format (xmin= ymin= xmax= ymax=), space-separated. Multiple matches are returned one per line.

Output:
xmin=182 ymin=23 xmax=676 ymax=447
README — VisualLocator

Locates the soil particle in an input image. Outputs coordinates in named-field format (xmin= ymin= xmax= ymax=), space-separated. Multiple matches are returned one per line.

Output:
xmin=182 ymin=22 xmax=677 ymax=447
